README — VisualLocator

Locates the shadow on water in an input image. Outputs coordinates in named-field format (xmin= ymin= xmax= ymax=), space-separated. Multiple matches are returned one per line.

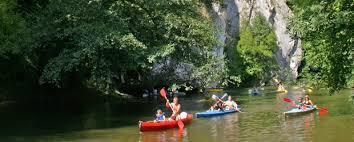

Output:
xmin=0 ymin=97 xmax=159 ymax=139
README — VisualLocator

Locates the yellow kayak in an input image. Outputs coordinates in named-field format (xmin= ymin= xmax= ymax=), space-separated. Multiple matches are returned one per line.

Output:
xmin=277 ymin=89 xmax=288 ymax=93
xmin=207 ymin=88 xmax=223 ymax=93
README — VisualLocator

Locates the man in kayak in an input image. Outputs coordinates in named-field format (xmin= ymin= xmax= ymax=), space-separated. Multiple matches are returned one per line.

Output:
xmin=166 ymin=96 xmax=181 ymax=120
xmin=210 ymin=96 xmax=224 ymax=111
xmin=224 ymin=96 xmax=241 ymax=112
xmin=224 ymin=96 xmax=237 ymax=109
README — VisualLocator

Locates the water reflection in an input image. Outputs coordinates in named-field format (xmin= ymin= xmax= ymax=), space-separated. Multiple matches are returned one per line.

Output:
xmin=138 ymin=114 xmax=240 ymax=142
xmin=283 ymin=112 xmax=317 ymax=141
xmin=0 ymin=88 xmax=352 ymax=142
xmin=210 ymin=114 xmax=239 ymax=141
xmin=139 ymin=128 xmax=187 ymax=142
xmin=187 ymin=113 xmax=240 ymax=142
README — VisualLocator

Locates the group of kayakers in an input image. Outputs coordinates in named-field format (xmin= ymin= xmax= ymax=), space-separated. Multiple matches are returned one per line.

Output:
xmin=138 ymin=86 xmax=323 ymax=132
xmin=153 ymin=93 xmax=242 ymax=122
xmin=152 ymin=88 xmax=315 ymax=122
xmin=210 ymin=94 xmax=241 ymax=112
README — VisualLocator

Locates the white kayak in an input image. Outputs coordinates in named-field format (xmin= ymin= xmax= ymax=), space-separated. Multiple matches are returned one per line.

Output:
xmin=284 ymin=105 xmax=317 ymax=116
xmin=196 ymin=108 xmax=240 ymax=118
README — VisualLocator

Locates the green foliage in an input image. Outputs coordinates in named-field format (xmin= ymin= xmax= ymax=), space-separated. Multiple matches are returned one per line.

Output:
xmin=22 ymin=0 xmax=219 ymax=94
xmin=233 ymin=14 xmax=278 ymax=86
xmin=201 ymin=0 xmax=224 ymax=8
xmin=0 ymin=0 xmax=38 ymax=96
xmin=191 ymin=54 xmax=241 ymax=88
xmin=289 ymin=0 xmax=353 ymax=93
xmin=0 ymin=0 xmax=28 ymax=58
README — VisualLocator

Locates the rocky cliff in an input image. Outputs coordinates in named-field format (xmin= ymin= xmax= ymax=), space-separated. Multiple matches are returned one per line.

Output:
xmin=208 ymin=0 xmax=302 ymax=79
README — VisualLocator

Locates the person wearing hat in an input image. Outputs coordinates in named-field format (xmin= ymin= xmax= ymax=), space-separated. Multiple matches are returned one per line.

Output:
xmin=304 ymin=95 xmax=314 ymax=107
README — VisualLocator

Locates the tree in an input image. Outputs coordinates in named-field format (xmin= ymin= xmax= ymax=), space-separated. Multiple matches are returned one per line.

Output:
xmin=234 ymin=14 xmax=278 ymax=86
xmin=288 ymin=0 xmax=353 ymax=93
xmin=25 ymin=0 xmax=219 ymax=94
xmin=0 ymin=0 xmax=28 ymax=58
xmin=0 ymin=0 xmax=36 ymax=97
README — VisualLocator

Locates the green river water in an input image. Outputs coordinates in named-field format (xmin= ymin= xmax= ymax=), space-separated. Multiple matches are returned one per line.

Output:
xmin=0 ymin=88 xmax=353 ymax=142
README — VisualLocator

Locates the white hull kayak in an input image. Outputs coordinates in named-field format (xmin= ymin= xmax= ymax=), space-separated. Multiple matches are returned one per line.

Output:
xmin=196 ymin=109 xmax=239 ymax=118
xmin=284 ymin=105 xmax=317 ymax=116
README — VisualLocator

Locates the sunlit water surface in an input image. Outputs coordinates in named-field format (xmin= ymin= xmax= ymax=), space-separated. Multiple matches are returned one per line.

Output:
xmin=0 ymin=88 xmax=353 ymax=142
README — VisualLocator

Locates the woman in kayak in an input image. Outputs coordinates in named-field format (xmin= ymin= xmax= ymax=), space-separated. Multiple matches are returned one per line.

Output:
xmin=166 ymin=96 xmax=181 ymax=120
xmin=304 ymin=95 xmax=314 ymax=106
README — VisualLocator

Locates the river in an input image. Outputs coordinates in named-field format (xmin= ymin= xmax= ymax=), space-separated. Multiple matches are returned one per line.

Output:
xmin=0 ymin=88 xmax=353 ymax=142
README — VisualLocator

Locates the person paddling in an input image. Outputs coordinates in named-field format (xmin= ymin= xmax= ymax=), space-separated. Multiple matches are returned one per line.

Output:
xmin=210 ymin=96 xmax=224 ymax=111
xmin=166 ymin=96 xmax=181 ymax=120
xmin=296 ymin=97 xmax=305 ymax=109
xmin=304 ymin=95 xmax=314 ymax=107
xmin=224 ymin=96 xmax=241 ymax=112
xmin=277 ymin=82 xmax=286 ymax=92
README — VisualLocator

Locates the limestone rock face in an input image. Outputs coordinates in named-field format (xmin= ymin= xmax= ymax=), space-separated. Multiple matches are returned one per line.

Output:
xmin=209 ymin=0 xmax=302 ymax=79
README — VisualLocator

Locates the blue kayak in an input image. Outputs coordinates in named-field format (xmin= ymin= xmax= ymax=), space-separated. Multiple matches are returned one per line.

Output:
xmin=284 ymin=105 xmax=317 ymax=116
xmin=196 ymin=109 xmax=238 ymax=118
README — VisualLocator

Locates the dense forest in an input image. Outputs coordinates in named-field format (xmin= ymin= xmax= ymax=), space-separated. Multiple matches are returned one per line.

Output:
xmin=0 ymin=0 xmax=353 ymax=101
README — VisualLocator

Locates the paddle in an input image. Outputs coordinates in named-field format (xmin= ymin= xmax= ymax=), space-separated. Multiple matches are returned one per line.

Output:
xmin=159 ymin=87 xmax=168 ymax=100
xmin=283 ymin=98 xmax=292 ymax=103
xmin=283 ymin=97 xmax=328 ymax=112
xmin=211 ymin=93 xmax=228 ymax=102
xmin=160 ymin=87 xmax=184 ymax=130
xmin=211 ymin=94 xmax=226 ymax=110
xmin=317 ymin=106 xmax=329 ymax=113
xmin=211 ymin=94 xmax=243 ymax=112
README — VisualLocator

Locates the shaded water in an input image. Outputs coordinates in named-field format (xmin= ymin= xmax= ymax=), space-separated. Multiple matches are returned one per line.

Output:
xmin=0 ymin=88 xmax=353 ymax=142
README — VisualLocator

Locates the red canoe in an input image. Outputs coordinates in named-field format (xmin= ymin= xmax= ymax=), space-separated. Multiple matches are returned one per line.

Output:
xmin=139 ymin=114 xmax=193 ymax=131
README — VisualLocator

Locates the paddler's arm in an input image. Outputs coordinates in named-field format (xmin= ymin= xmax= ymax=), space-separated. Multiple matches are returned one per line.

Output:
xmin=166 ymin=101 xmax=178 ymax=114
xmin=233 ymin=101 xmax=238 ymax=108
xmin=175 ymin=104 xmax=181 ymax=114
xmin=233 ymin=102 xmax=242 ymax=112
xmin=218 ymin=99 xmax=224 ymax=103
xmin=309 ymin=100 xmax=314 ymax=105
xmin=166 ymin=100 xmax=172 ymax=108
